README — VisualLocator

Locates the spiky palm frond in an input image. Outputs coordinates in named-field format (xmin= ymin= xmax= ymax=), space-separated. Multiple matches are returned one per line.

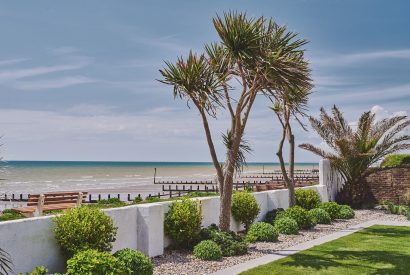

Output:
xmin=222 ymin=130 xmax=252 ymax=174
xmin=299 ymin=105 xmax=410 ymax=183
xmin=159 ymin=52 xmax=224 ymax=117
xmin=0 ymin=248 xmax=12 ymax=275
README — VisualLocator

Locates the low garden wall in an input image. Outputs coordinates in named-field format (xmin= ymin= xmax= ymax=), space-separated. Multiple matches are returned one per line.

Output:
xmin=0 ymin=185 xmax=329 ymax=273
xmin=362 ymin=165 xmax=410 ymax=204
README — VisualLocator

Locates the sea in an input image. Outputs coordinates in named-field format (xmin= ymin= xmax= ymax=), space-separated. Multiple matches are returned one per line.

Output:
xmin=0 ymin=161 xmax=318 ymax=195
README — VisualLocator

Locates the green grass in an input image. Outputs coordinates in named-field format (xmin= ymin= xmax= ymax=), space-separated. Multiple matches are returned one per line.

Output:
xmin=241 ymin=225 xmax=410 ymax=275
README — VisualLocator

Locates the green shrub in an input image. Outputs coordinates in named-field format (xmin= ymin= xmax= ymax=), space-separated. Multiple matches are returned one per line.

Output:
xmin=132 ymin=196 xmax=143 ymax=204
xmin=274 ymin=217 xmax=298 ymax=235
xmin=66 ymin=249 xmax=128 ymax=275
xmin=381 ymin=154 xmax=410 ymax=168
xmin=185 ymin=192 xmax=218 ymax=198
xmin=144 ymin=196 xmax=162 ymax=203
xmin=200 ymin=225 xmax=247 ymax=256
xmin=0 ymin=209 xmax=25 ymax=222
xmin=193 ymin=240 xmax=222 ymax=261
xmin=164 ymin=197 xmax=202 ymax=248
xmin=53 ymin=207 xmax=117 ymax=258
xmin=280 ymin=206 xmax=314 ymax=229
xmin=318 ymin=202 xmax=342 ymax=220
xmin=407 ymin=211 xmax=410 ymax=221
xmin=231 ymin=191 xmax=260 ymax=231
xmin=338 ymin=205 xmax=355 ymax=219
xmin=17 ymin=266 xmax=63 ymax=275
xmin=264 ymin=208 xmax=284 ymax=225
xmin=246 ymin=222 xmax=278 ymax=242
xmin=97 ymin=198 xmax=126 ymax=206
xmin=114 ymin=248 xmax=153 ymax=275
xmin=308 ymin=208 xmax=332 ymax=224
xmin=295 ymin=189 xmax=321 ymax=210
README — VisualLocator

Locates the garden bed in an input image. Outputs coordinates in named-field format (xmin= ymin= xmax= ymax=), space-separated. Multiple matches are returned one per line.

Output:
xmin=152 ymin=210 xmax=408 ymax=275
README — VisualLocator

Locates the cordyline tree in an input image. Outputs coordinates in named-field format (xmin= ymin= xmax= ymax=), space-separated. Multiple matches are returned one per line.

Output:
xmin=159 ymin=12 xmax=311 ymax=230
xmin=299 ymin=105 xmax=410 ymax=207
xmin=270 ymin=87 xmax=311 ymax=207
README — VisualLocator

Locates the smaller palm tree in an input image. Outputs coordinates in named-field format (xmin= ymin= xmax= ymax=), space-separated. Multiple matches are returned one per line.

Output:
xmin=299 ymin=105 xmax=410 ymax=207
xmin=0 ymin=248 xmax=12 ymax=275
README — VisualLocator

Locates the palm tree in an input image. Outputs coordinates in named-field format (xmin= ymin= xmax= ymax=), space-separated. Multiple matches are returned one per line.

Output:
xmin=271 ymin=87 xmax=311 ymax=207
xmin=159 ymin=12 xmax=312 ymax=230
xmin=299 ymin=105 xmax=410 ymax=207
xmin=0 ymin=248 xmax=12 ymax=275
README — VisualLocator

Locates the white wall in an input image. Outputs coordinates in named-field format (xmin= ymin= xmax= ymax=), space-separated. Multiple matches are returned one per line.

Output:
xmin=0 ymin=185 xmax=329 ymax=274
xmin=320 ymin=159 xmax=345 ymax=201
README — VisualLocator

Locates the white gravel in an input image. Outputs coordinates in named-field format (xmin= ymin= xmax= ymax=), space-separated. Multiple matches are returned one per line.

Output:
xmin=152 ymin=210 xmax=408 ymax=275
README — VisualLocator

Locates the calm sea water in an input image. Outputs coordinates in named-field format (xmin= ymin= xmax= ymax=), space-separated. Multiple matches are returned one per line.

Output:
xmin=0 ymin=161 xmax=318 ymax=194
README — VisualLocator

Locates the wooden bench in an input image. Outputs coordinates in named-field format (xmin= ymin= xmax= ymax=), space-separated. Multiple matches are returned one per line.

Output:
xmin=12 ymin=192 xmax=87 ymax=217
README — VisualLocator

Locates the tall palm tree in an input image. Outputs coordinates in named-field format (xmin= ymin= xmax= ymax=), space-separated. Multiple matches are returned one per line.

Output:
xmin=271 ymin=87 xmax=311 ymax=207
xmin=160 ymin=12 xmax=312 ymax=230
xmin=0 ymin=248 xmax=12 ymax=275
xmin=299 ymin=105 xmax=410 ymax=207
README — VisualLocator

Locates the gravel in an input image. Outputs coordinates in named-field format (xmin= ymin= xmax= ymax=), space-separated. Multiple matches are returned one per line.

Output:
xmin=153 ymin=210 xmax=408 ymax=275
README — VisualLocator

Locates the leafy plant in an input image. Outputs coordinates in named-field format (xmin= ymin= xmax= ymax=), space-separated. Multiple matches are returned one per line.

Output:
xmin=53 ymin=207 xmax=117 ymax=258
xmin=231 ymin=191 xmax=260 ymax=231
xmin=295 ymin=189 xmax=321 ymax=210
xmin=299 ymin=105 xmax=410 ymax=207
xmin=144 ymin=196 xmax=162 ymax=203
xmin=338 ymin=205 xmax=355 ymax=219
xmin=199 ymin=225 xmax=247 ymax=256
xmin=274 ymin=217 xmax=299 ymax=235
xmin=164 ymin=198 xmax=202 ymax=249
xmin=246 ymin=222 xmax=279 ymax=242
xmin=0 ymin=209 xmax=25 ymax=222
xmin=193 ymin=240 xmax=222 ymax=261
xmin=381 ymin=154 xmax=410 ymax=168
xmin=17 ymin=266 xmax=63 ymax=275
xmin=0 ymin=248 xmax=12 ymax=275
xmin=279 ymin=206 xmax=314 ymax=229
xmin=185 ymin=192 xmax=218 ymax=198
xmin=308 ymin=208 xmax=332 ymax=224
xmin=264 ymin=208 xmax=284 ymax=225
xmin=132 ymin=196 xmax=143 ymax=204
xmin=66 ymin=249 xmax=128 ymax=275
xmin=113 ymin=248 xmax=153 ymax=275
xmin=159 ymin=11 xmax=312 ymax=231
xmin=318 ymin=202 xmax=342 ymax=220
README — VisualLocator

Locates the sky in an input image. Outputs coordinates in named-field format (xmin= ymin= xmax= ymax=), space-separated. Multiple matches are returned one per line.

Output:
xmin=0 ymin=0 xmax=409 ymax=162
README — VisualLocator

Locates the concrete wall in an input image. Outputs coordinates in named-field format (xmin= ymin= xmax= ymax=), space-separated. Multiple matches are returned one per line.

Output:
xmin=320 ymin=159 xmax=345 ymax=201
xmin=0 ymin=185 xmax=329 ymax=273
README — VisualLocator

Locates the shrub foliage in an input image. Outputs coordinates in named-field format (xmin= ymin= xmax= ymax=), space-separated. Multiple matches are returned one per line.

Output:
xmin=231 ymin=191 xmax=260 ymax=231
xmin=295 ymin=189 xmax=321 ymax=210
xmin=264 ymin=208 xmax=284 ymax=225
xmin=318 ymin=202 xmax=342 ymax=220
xmin=114 ymin=248 xmax=153 ymax=275
xmin=280 ymin=206 xmax=314 ymax=229
xmin=164 ymin=198 xmax=202 ymax=248
xmin=274 ymin=217 xmax=299 ymax=235
xmin=53 ymin=207 xmax=117 ymax=258
xmin=338 ymin=205 xmax=355 ymax=219
xmin=66 ymin=249 xmax=128 ymax=275
xmin=246 ymin=222 xmax=278 ymax=242
xmin=200 ymin=225 xmax=247 ymax=256
xmin=193 ymin=240 xmax=222 ymax=261
xmin=308 ymin=208 xmax=332 ymax=224
xmin=381 ymin=154 xmax=410 ymax=168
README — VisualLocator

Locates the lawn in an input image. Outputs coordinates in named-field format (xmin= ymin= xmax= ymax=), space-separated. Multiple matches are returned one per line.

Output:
xmin=241 ymin=225 xmax=410 ymax=275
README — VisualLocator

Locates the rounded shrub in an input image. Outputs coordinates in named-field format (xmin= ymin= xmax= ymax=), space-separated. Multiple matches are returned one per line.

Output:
xmin=264 ymin=208 xmax=284 ymax=225
xmin=53 ymin=207 xmax=117 ymax=258
xmin=246 ymin=222 xmax=278 ymax=242
xmin=231 ymin=191 xmax=260 ymax=231
xmin=114 ymin=248 xmax=153 ymax=275
xmin=274 ymin=217 xmax=298 ymax=235
xmin=280 ymin=206 xmax=314 ymax=229
xmin=66 ymin=249 xmax=128 ymax=275
xmin=338 ymin=205 xmax=355 ymax=219
xmin=201 ymin=226 xmax=248 ymax=256
xmin=295 ymin=189 xmax=321 ymax=210
xmin=193 ymin=240 xmax=222 ymax=261
xmin=318 ymin=202 xmax=342 ymax=220
xmin=308 ymin=208 xmax=332 ymax=224
xmin=164 ymin=197 xmax=202 ymax=248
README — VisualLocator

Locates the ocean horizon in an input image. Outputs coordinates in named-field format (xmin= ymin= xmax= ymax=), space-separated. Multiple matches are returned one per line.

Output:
xmin=0 ymin=161 xmax=319 ymax=195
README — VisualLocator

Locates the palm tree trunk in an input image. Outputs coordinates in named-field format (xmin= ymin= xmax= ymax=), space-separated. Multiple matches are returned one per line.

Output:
xmin=288 ymin=132 xmax=296 ymax=207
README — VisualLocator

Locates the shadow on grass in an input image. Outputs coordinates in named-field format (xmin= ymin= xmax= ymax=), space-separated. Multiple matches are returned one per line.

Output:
xmin=283 ymin=249 xmax=410 ymax=275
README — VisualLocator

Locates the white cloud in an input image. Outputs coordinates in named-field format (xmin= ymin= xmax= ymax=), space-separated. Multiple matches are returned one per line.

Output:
xmin=10 ymin=76 xmax=97 ymax=90
xmin=371 ymin=105 xmax=408 ymax=121
xmin=0 ymin=58 xmax=28 ymax=67
xmin=313 ymin=48 xmax=410 ymax=67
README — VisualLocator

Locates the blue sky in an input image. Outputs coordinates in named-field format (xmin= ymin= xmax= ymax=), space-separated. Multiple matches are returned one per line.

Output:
xmin=0 ymin=0 xmax=409 ymax=162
